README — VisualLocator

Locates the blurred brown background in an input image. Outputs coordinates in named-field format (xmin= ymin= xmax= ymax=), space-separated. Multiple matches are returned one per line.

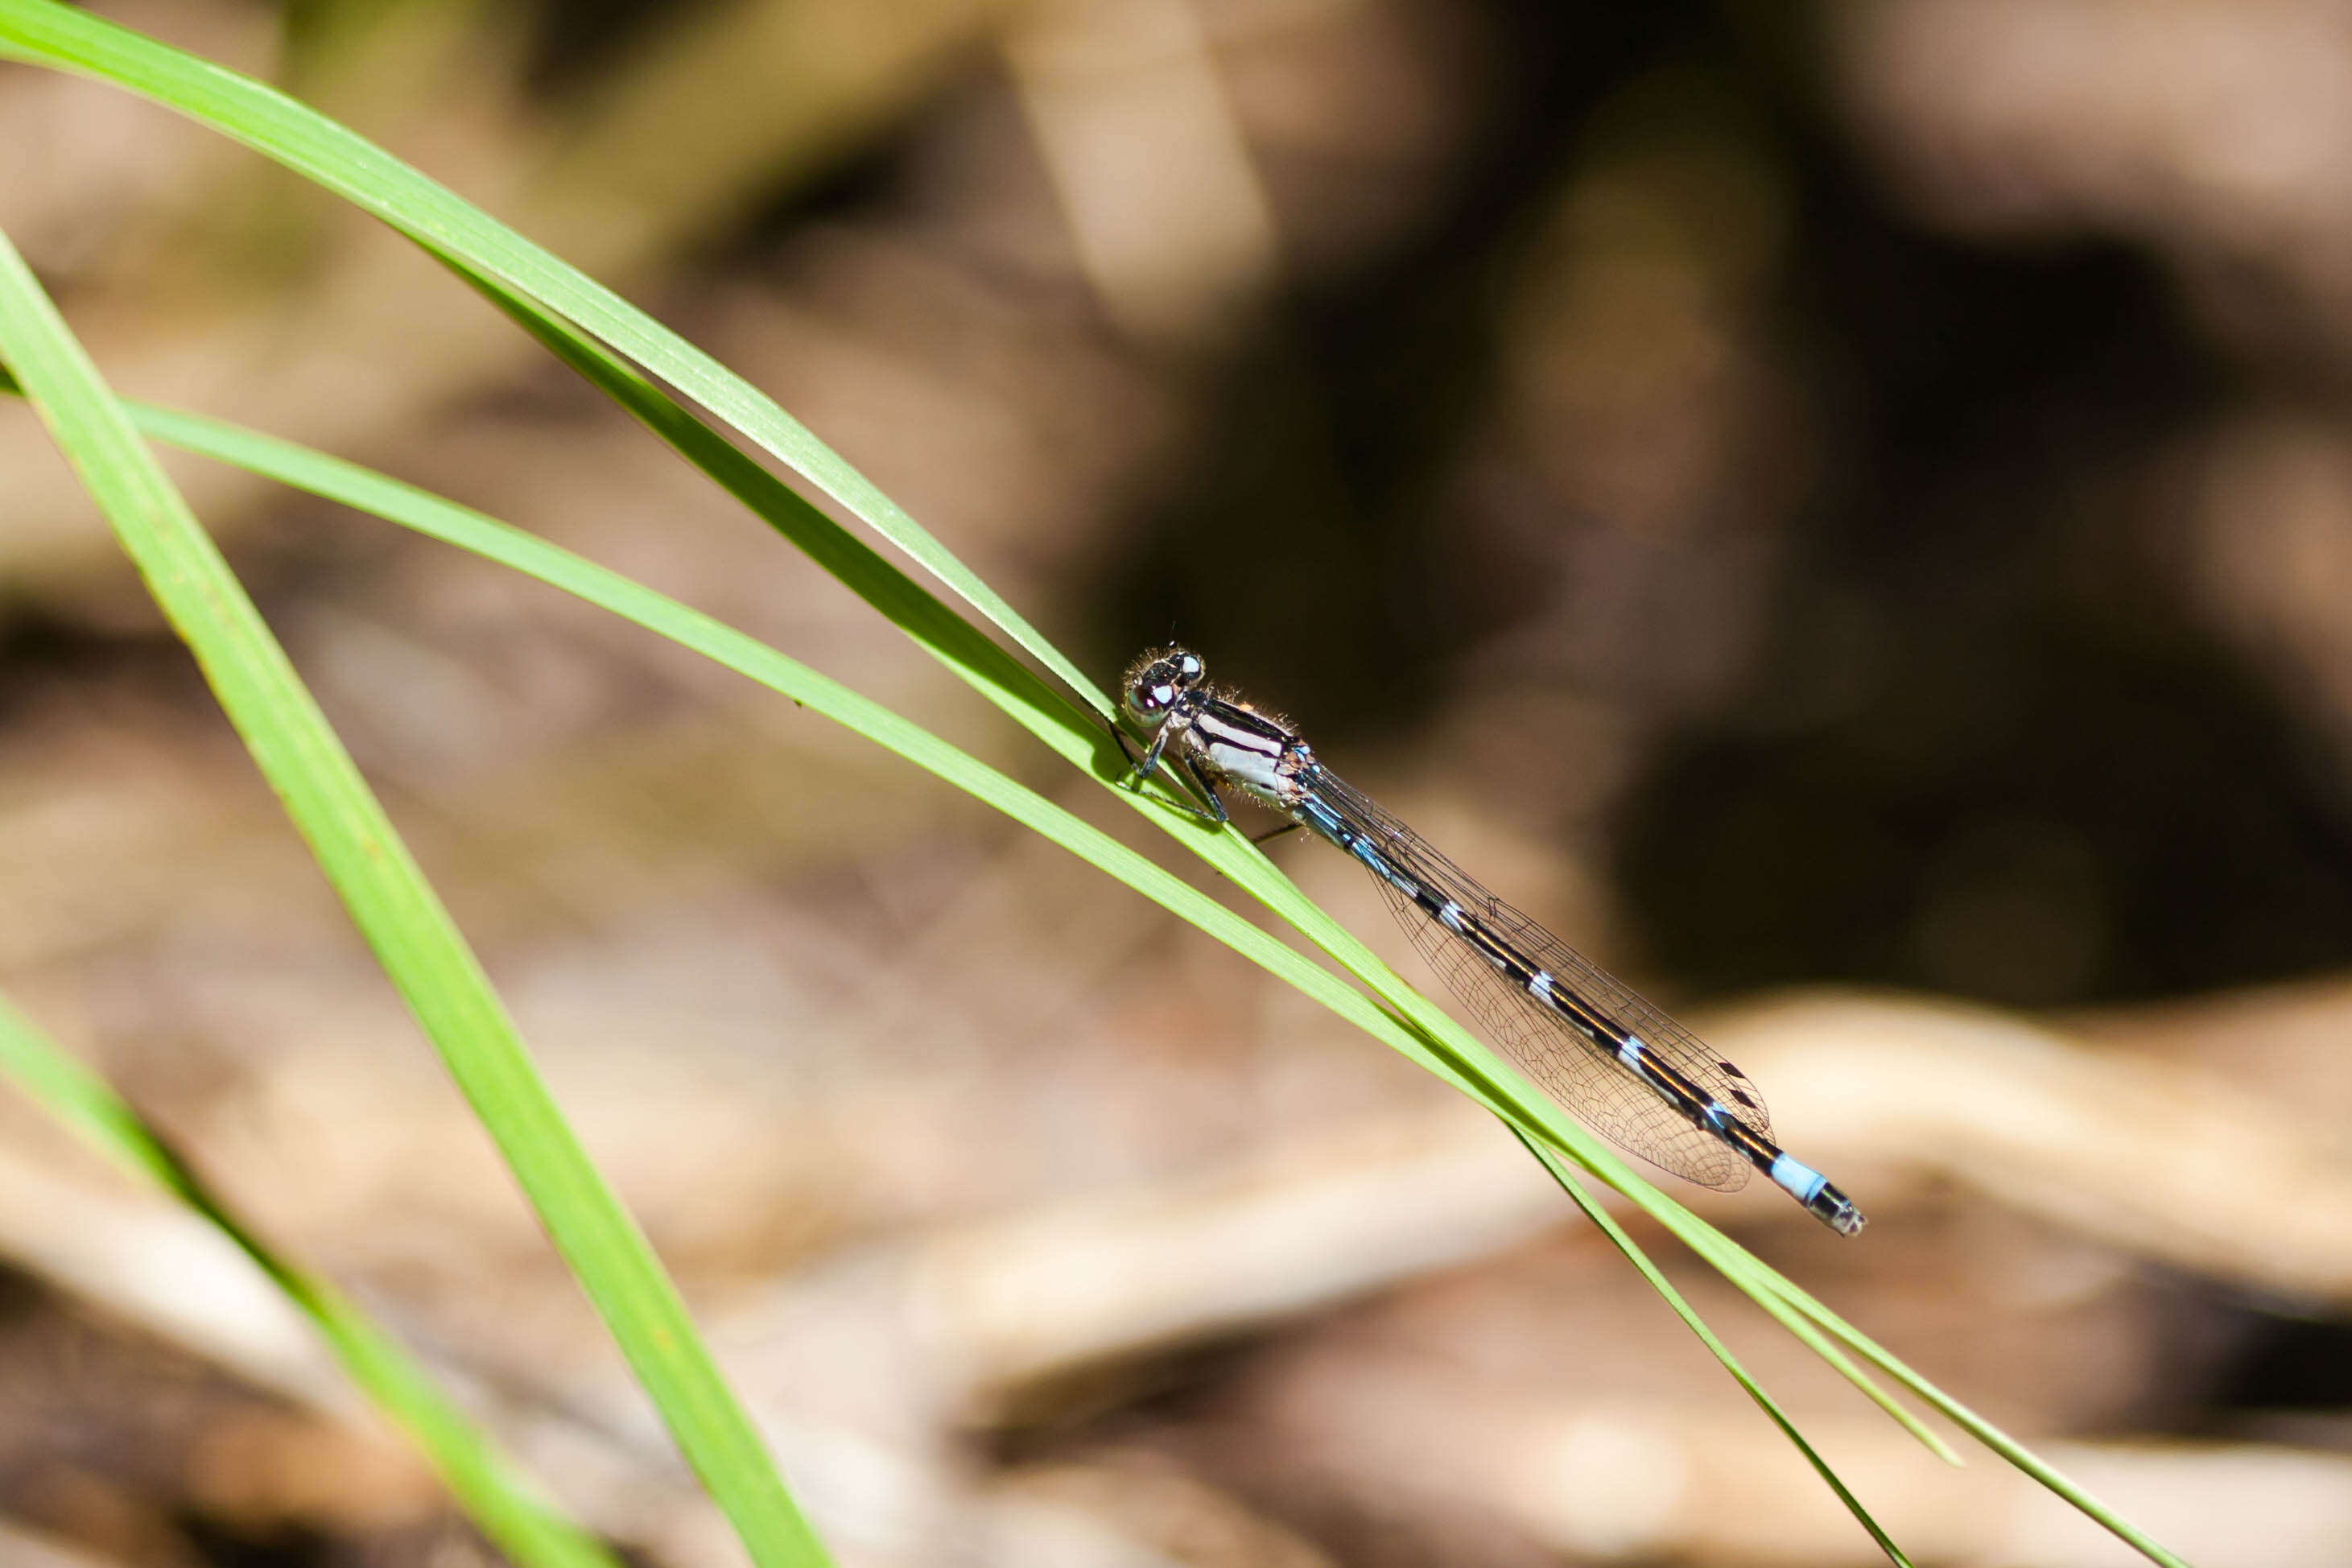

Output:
xmin=6 ymin=0 xmax=2352 ymax=1563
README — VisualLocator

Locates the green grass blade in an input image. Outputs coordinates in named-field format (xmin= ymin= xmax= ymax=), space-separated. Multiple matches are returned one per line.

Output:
xmin=52 ymin=363 xmax=1974 ymax=1543
xmin=0 ymin=366 xmax=1452 ymax=1106
xmin=1749 ymin=1265 xmax=2191 ymax=1568
xmin=0 ymin=6 xmax=2193 ymax=1548
xmin=0 ymin=320 xmax=2173 ymax=1563
xmin=0 ymin=992 xmax=624 ymax=1568
xmin=441 ymin=253 xmax=1110 ymax=767
xmin=1507 ymin=1124 xmax=1914 ymax=1566
xmin=1701 ymin=1250 xmax=1958 ymax=1464
xmin=405 ymin=262 xmax=1754 ymax=1219
xmin=370 ymin=284 xmax=2179 ymax=1554
xmin=0 ymin=347 xmax=2064 ymax=1538
xmin=0 ymin=0 xmax=1100 ymax=716
xmin=0 ymin=4 xmax=1597 ymax=1219
xmin=0 ymin=0 xmax=1776 ymax=1285
xmin=1590 ymin=1192 xmax=2190 ymax=1566
xmin=0 ymin=228 xmax=830 ymax=1568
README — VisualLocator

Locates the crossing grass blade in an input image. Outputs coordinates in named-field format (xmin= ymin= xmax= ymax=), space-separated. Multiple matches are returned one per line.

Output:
xmin=0 ymin=0 xmax=1837 ymax=1327
xmin=0 ymin=361 xmax=2207 ymax=1566
xmin=0 ymin=286 xmax=2178 ymax=1568
xmin=0 ymin=229 xmax=831 ymax=1568
xmin=0 ymin=992 xmax=625 ymax=1568
xmin=1508 ymin=1124 xmax=1916 ymax=1568
xmin=0 ymin=6 xmax=2192 ymax=1562
xmin=372 ymin=272 xmax=1978 ymax=1473
xmin=0 ymin=0 xmax=1101 ymax=721
xmin=0 ymin=358 xmax=1523 ymax=1205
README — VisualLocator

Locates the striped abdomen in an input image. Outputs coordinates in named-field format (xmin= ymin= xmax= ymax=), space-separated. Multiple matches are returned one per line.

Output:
xmin=1295 ymin=791 xmax=1863 ymax=1235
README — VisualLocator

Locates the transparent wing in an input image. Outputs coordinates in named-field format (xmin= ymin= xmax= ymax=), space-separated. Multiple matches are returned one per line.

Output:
xmin=1314 ymin=769 xmax=1762 ymax=1192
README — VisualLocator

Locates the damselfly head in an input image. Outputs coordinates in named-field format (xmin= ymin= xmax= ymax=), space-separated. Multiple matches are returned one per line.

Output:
xmin=1122 ymin=646 xmax=1206 ymax=724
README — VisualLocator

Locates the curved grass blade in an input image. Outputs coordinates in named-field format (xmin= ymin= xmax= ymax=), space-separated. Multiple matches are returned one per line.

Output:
xmin=440 ymin=254 xmax=1110 ymax=784
xmin=0 ymin=7 xmax=2193 ymax=1547
xmin=1568 ymin=1170 xmax=2189 ymax=1567
xmin=0 ymin=227 xmax=830 ymax=1568
xmin=10 ymin=369 xmax=1460 ymax=1114
xmin=0 ymin=0 xmax=1100 ymax=717
xmin=188 ymin=340 xmax=2182 ymax=1541
xmin=0 ymin=0 xmax=1760 ymax=1274
xmin=390 ymin=269 xmax=1737 ymax=1199
xmin=1508 ymin=1124 xmax=1914 ymax=1567
xmin=0 ymin=322 xmax=2174 ymax=1563
xmin=41 ymin=365 xmax=1975 ymax=1500
xmin=1752 ymin=1257 xmax=2185 ymax=1568
xmin=0 ymin=992 xmax=623 ymax=1568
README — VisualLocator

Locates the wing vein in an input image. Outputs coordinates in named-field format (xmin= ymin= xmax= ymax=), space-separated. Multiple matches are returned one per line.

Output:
xmin=1315 ymin=768 xmax=1764 ymax=1193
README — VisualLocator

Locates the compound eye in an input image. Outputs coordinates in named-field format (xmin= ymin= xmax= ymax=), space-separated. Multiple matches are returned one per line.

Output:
xmin=1124 ymin=665 xmax=1178 ymax=718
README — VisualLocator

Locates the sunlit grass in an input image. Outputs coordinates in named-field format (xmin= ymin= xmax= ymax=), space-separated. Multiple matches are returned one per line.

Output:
xmin=0 ymin=223 xmax=829 ymax=1567
xmin=0 ymin=1 xmax=2193 ymax=1564
xmin=0 ymin=992 xmax=624 ymax=1568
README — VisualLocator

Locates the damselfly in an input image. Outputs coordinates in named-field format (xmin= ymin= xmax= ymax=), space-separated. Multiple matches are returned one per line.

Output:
xmin=1118 ymin=646 xmax=1864 ymax=1236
